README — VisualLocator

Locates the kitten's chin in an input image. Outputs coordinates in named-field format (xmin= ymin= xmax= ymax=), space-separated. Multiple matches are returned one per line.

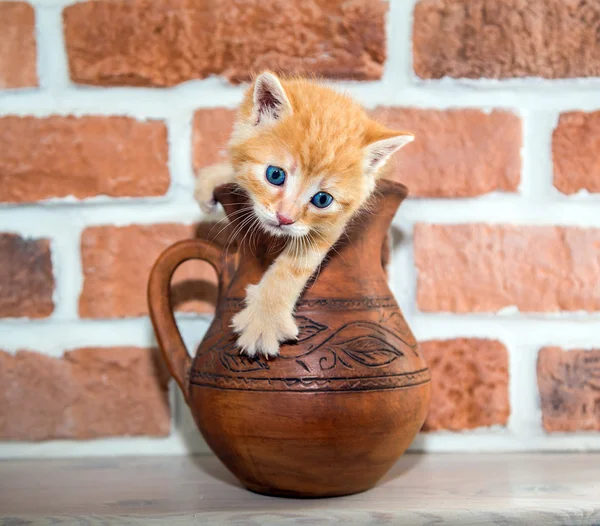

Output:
xmin=260 ymin=220 xmax=308 ymax=239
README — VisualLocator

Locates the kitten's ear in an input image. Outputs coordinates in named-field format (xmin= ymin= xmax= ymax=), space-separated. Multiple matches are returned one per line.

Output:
xmin=363 ymin=132 xmax=414 ymax=175
xmin=251 ymin=72 xmax=293 ymax=126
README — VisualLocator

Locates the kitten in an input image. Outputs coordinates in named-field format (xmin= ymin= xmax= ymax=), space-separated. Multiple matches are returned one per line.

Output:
xmin=195 ymin=72 xmax=413 ymax=358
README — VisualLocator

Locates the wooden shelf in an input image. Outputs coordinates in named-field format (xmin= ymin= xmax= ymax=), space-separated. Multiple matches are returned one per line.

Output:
xmin=1 ymin=453 xmax=599 ymax=524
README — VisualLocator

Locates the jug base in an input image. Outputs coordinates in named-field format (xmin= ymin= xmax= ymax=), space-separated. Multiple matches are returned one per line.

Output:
xmin=244 ymin=481 xmax=373 ymax=499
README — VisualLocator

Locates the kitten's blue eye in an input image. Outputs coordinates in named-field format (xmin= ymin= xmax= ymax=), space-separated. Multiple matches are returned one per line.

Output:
xmin=311 ymin=191 xmax=333 ymax=209
xmin=266 ymin=165 xmax=286 ymax=186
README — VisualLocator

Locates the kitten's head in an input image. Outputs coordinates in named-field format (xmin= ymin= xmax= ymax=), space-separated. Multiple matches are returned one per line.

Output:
xmin=229 ymin=72 xmax=413 ymax=239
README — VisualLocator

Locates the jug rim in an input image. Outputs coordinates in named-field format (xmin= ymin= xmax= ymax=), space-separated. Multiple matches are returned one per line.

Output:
xmin=375 ymin=178 xmax=409 ymax=198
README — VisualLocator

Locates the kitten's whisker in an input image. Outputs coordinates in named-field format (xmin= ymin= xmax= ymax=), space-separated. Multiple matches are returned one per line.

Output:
xmin=228 ymin=209 xmax=255 ymax=235
xmin=309 ymin=234 xmax=323 ymax=285
xmin=229 ymin=216 xmax=255 ymax=248
xmin=248 ymin=217 xmax=260 ymax=254
xmin=245 ymin=217 xmax=261 ymax=257
xmin=237 ymin=217 xmax=255 ymax=254
xmin=205 ymin=206 xmax=253 ymax=239
xmin=267 ymin=235 xmax=278 ymax=254
xmin=303 ymin=236 xmax=309 ymax=271
xmin=312 ymin=229 xmax=343 ymax=262
xmin=225 ymin=213 xmax=256 ymax=255
xmin=250 ymin=216 xmax=261 ymax=253
xmin=201 ymin=209 xmax=250 ymax=253
xmin=210 ymin=207 xmax=253 ymax=242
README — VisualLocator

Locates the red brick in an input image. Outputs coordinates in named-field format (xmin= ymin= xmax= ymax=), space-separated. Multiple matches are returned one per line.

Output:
xmin=415 ymin=224 xmax=600 ymax=313
xmin=0 ymin=2 xmax=37 ymax=89
xmin=553 ymin=111 xmax=600 ymax=195
xmin=79 ymin=224 xmax=219 ymax=318
xmin=63 ymin=0 xmax=387 ymax=87
xmin=0 ymin=347 xmax=170 ymax=440
xmin=373 ymin=108 xmax=521 ymax=197
xmin=538 ymin=347 xmax=600 ymax=432
xmin=0 ymin=233 xmax=54 ymax=318
xmin=192 ymin=109 xmax=236 ymax=172
xmin=421 ymin=339 xmax=509 ymax=431
xmin=413 ymin=0 xmax=600 ymax=80
xmin=0 ymin=116 xmax=169 ymax=203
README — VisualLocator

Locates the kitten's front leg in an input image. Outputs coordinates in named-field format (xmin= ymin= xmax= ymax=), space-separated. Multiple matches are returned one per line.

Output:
xmin=231 ymin=234 xmax=337 ymax=358
xmin=194 ymin=162 xmax=234 ymax=213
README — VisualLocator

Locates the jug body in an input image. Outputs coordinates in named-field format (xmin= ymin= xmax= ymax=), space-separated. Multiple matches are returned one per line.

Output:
xmin=148 ymin=179 xmax=430 ymax=497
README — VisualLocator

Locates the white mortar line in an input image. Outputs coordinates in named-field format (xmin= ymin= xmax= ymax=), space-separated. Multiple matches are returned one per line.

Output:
xmin=395 ymin=197 xmax=600 ymax=226
xmin=34 ymin=4 xmax=70 ymax=92
xmin=506 ymin=341 xmax=544 ymax=440
xmin=412 ymin=75 xmax=600 ymax=93
xmin=409 ymin=431 xmax=600 ymax=453
xmin=3 ymin=80 xmax=600 ymax=116
xmin=0 ymin=317 xmax=211 ymax=355
xmin=0 ymin=200 xmax=204 ymax=228
xmin=389 ymin=223 xmax=417 ymax=321
xmin=167 ymin=111 xmax=196 ymax=194
xmin=0 ymin=433 xmax=195 ymax=459
xmin=409 ymin=315 xmax=600 ymax=345
xmin=519 ymin=110 xmax=559 ymax=198
xmin=392 ymin=0 xmax=419 ymax=88
xmin=388 ymin=225 xmax=413 ymax=318
xmin=47 ymin=222 xmax=83 ymax=320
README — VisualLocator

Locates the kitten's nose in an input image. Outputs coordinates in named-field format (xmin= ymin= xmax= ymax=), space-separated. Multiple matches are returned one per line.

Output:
xmin=276 ymin=212 xmax=295 ymax=226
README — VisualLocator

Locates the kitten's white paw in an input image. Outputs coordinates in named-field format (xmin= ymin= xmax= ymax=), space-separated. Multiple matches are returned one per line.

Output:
xmin=194 ymin=162 xmax=233 ymax=214
xmin=199 ymin=199 xmax=218 ymax=214
xmin=193 ymin=178 xmax=218 ymax=214
xmin=231 ymin=285 xmax=298 ymax=358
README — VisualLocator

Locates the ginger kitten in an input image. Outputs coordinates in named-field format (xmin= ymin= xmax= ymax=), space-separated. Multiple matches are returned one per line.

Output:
xmin=195 ymin=72 xmax=413 ymax=358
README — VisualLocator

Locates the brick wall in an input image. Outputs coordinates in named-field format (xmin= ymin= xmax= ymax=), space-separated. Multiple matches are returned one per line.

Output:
xmin=1 ymin=0 xmax=599 ymax=458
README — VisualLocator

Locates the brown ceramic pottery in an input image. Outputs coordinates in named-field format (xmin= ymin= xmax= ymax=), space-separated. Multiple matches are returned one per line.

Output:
xmin=147 ymin=179 xmax=431 ymax=498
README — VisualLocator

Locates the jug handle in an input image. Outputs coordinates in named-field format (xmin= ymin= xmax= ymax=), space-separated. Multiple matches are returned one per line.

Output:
xmin=147 ymin=239 xmax=223 ymax=403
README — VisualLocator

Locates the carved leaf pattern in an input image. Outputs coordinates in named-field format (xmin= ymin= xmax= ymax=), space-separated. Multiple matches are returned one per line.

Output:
xmin=204 ymin=318 xmax=409 ymax=375
xmin=295 ymin=316 xmax=328 ymax=343
xmin=220 ymin=352 xmax=269 ymax=372
xmin=314 ymin=321 xmax=407 ymax=370
xmin=338 ymin=336 xmax=403 ymax=367
xmin=213 ymin=332 xmax=270 ymax=372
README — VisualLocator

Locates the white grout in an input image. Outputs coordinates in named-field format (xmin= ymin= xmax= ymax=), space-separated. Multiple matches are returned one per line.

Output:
xmin=519 ymin=110 xmax=557 ymax=198
xmin=506 ymin=341 xmax=543 ymax=441
xmin=166 ymin=112 xmax=197 ymax=193
xmin=47 ymin=224 xmax=83 ymax=320
xmin=0 ymin=432 xmax=204 ymax=459
xmin=34 ymin=4 xmax=70 ymax=92
xmin=0 ymin=317 xmax=211 ymax=354
xmin=1 ymin=0 xmax=600 ymax=458
xmin=409 ymin=429 xmax=600 ymax=453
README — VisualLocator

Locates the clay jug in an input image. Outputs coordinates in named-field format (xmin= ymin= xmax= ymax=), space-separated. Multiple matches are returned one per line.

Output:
xmin=148 ymin=178 xmax=430 ymax=498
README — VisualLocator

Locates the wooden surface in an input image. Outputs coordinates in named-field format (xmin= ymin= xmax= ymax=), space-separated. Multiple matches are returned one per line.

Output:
xmin=0 ymin=453 xmax=599 ymax=525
